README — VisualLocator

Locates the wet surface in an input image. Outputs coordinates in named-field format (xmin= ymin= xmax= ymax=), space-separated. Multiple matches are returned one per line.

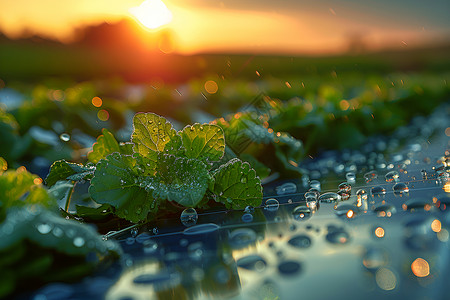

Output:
xmin=25 ymin=106 xmax=450 ymax=300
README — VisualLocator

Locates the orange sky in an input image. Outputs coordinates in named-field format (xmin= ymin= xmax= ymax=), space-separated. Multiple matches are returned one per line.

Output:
xmin=0 ymin=0 xmax=448 ymax=54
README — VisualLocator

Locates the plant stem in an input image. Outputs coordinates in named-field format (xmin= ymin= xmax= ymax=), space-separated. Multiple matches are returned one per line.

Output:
xmin=64 ymin=182 xmax=76 ymax=212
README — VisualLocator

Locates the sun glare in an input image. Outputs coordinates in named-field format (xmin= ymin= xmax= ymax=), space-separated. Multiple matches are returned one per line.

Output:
xmin=129 ymin=0 xmax=173 ymax=30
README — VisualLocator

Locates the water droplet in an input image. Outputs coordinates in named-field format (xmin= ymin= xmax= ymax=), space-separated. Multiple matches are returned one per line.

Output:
xmin=73 ymin=237 xmax=85 ymax=247
xmin=241 ymin=213 xmax=254 ymax=223
xmin=309 ymin=180 xmax=321 ymax=191
xmin=190 ymin=126 xmax=195 ymax=131
xmin=364 ymin=170 xmax=378 ymax=183
xmin=371 ymin=186 xmax=386 ymax=197
xmin=319 ymin=192 xmax=341 ymax=203
xmin=326 ymin=227 xmax=350 ymax=244
xmin=346 ymin=172 xmax=356 ymax=184
xmin=385 ymin=171 xmax=400 ymax=183
xmin=335 ymin=204 xmax=359 ymax=218
xmin=152 ymin=227 xmax=159 ymax=235
xmin=337 ymin=190 xmax=350 ymax=201
xmin=244 ymin=206 xmax=255 ymax=214
xmin=288 ymin=234 xmax=312 ymax=249
xmin=180 ymin=208 xmax=198 ymax=227
xmin=363 ymin=248 xmax=388 ymax=271
xmin=275 ymin=182 xmax=297 ymax=195
xmin=59 ymin=133 xmax=70 ymax=142
xmin=338 ymin=182 xmax=352 ymax=193
xmin=264 ymin=198 xmax=279 ymax=212
xmin=142 ymin=239 xmax=158 ymax=254
xmin=130 ymin=227 xmax=138 ymax=237
xmin=393 ymin=182 xmax=409 ymax=196
xmin=229 ymin=228 xmax=256 ymax=249
xmin=292 ymin=205 xmax=312 ymax=221
xmin=183 ymin=223 xmax=219 ymax=235
xmin=278 ymin=260 xmax=302 ymax=276
xmin=237 ymin=255 xmax=267 ymax=271
xmin=37 ymin=223 xmax=52 ymax=234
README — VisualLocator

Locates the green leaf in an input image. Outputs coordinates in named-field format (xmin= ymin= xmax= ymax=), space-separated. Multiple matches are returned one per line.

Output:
xmin=210 ymin=158 xmax=263 ymax=209
xmin=75 ymin=204 xmax=114 ymax=221
xmin=0 ymin=205 xmax=121 ymax=257
xmin=119 ymin=142 xmax=134 ymax=155
xmin=180 ymin=123 xmax=225 ymax=161
xmin=240 ymin=153 xmax=271 ymax=179
xmin=131 ymin=113 xmax=182 ymax=156
xmin=140 ymin=154 xmax=210 ymax=207
xmin=88 ymin=128 xmax=120 ymax=164
xmin=45 ymin=160 xmax=94 ymax=187
xmin=0 ymin=169 xmax=56 ymax=221
xmin=89 ymin=153 xmax=157 ymax=223
xmin=48 ymin=181 xmax=74 ymax=205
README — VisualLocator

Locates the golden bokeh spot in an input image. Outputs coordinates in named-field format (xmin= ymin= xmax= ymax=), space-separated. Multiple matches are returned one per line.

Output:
xmin=431 ymin=219 xmax=441 ymax=233
xmin=256 ymin=71 xmax=260 ymax=77
xmin=339 ymin=99 xmax=350 ymax=110
xmin=204 ymin=80 xmax=218 ymax=94
xmin=445 ymin=127 xmax=450 ymax=137
xmin=411 ymin=258 xmax=430 ymax=277
xmin=285 ymin=81 xmax=292 ymax=88
xmin=375 ymin=227 xmax=385 ymax=238
xmin=444 ymin=182 xmax=450 ymax=193
xmin=98 ymin=109 xmax=110 ymax=121
xmin=33 ymin=177 xmax=43 ymax=185
xmin=92 ymin=96 xmax=102 ymax=107
xmin=346 ymin=210 xmax=354 ymax=218
xmin=17 ymin=166 xmax=26 ymax=173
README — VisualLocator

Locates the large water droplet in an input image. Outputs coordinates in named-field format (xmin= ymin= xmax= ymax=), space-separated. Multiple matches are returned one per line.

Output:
xmin=275 ymin=182 xmax=297 ymax=195
xmin=288 ymin=234 xmax=312 ymax=249
xmin=385 ymin=171 xmax=399 ymax=183
xmin=319 ymin=192 xmax=341 ymax=203
xmin=364 ymin=170 xmax=378 ymax=183
xmin=346 ymin=172 xmax=356 ymax=184
xmin=180 ymin=208 xmax=198 ymax=227
xmin=338 ymin=182 xmax=352 ymax=193
xmin=278 ymin=260 xmax=302 ymax=276
xmin=264 ymin=198 xmax=280 ymax=212
xmin=292 ymin=205 xmax=312 ymax=221
xmin=241 ymin=213 xmax=254 ymax=223
xmin=393 ymin=182 xmax=409 ymax=196
xmin=183 ymin=223 xmax=219 ymax=235
xmin=326 ymin=227 xmax=350 ymax=244
xmin=371 ymin=186 xmax=386 ymax=197
xmin=229 ymin=228 xmax=256 ymax=249
xmin=309 ymin=180 xmax=321 ymax=191
xmin=237 ymin=255 xmax=267 ymax=271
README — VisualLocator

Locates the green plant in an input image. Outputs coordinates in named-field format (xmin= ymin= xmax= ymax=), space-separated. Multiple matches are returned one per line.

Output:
xmin=46 ymin=113 xmax=263 ymax=223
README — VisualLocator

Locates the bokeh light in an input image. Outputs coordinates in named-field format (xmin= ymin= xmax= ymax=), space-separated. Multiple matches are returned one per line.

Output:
xmin=375 ymin=227 xmax=385 ymax=238
xmin=92 ymin=96 xmax=102 ymax=107
xmin=411 ymin=258 xmax=430 ymax=277
xmin=97 ymin=109 xmax=110 ymax=121
xmin=431 ymin=219 xmax=441 ymax=233
xmin=204 ymin=80 xmax=218 ymax=94
xmin=375 ymin=268 xmax=397 ymax=291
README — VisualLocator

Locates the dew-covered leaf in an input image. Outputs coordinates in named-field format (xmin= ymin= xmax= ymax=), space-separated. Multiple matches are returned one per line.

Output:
xmin=0 ymin=205 xmax=121 ymax=257
xmin=139 ymin=154 xmax=210 ymax=207
xmin=131 ymin=113 xmax=182 ymax=156
xmin=210 ymin=158 xmax=263 ymax=209
xmin=75 ymin=203 xmax=114 ymax=221
xmin=45 ymin=160 xmax=94 ymax=187
xmin=88 ymin=153 xmax=157 ymax=223
xmin=0 ymin=169 xmax=56 ymax=221
xmin=88 ymin=128 xmax=120 ymax=164
xmin=48 ymin=181 xmax=74 ymax=206
xmin=180 ymin=123 xmax=225 ymax=161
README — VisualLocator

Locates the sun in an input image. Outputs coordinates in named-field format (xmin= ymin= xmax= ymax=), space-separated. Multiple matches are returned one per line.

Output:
xmin=129 ymin=0 xmax=173 ymax=30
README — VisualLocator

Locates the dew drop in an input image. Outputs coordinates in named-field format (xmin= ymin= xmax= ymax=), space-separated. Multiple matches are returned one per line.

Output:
xmin=73 ymin=237 xmax=85 ymax=247
xmin=180 ymin=208 xmax=198 ymax=227
xmin=229 ymin=228 xmax=256 ymax=249
xmin=59 ymin=133 xmax=70 ymax=142
xmin=364 ymin=171 xmax=378 ymax=183
xmin=37 ymin=223 xmax=52 ymax=234
xmin=288 ymin=234 xmax=312 ymax=249
xmin=264 ymin=198 xmax=279 ymax=212
xmin=237 ymin=255 xmax=267 ymax=271
xmin=393 ymin=182 xmax=409 ymax=196
xmin=371 ymin=186 xmax=386 ymax=197
xmin=319 ymin=192 xmax=341 ymax=203
xmin=292 ymin=200 xmax=312 ymax=218
xmin=346 ymin=172 xmax=356 ymax=184
xmin=244 ymin=206 xmax=255 ymax=214
xmin=278 ymin=260 xmax=302 ymax=276
xmin=385 ymin=171 xmax=400 ymax=183
xmin=241 ymin=213 xmax=254 ymax=223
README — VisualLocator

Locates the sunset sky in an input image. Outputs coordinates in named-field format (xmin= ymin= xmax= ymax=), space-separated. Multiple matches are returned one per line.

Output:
xmin=0 ymin=0 xmax=448 ymax=54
